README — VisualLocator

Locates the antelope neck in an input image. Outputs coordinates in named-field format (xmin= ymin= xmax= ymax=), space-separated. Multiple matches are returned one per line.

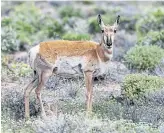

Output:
xmin=96 ymin=44 xmax=112 ymax=62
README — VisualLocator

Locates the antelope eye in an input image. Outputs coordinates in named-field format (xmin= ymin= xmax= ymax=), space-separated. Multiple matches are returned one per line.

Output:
xmin=101 ymin=30 xmax=104 ymax=33
xmin=114 ymin=29 xmax=117 ymax=33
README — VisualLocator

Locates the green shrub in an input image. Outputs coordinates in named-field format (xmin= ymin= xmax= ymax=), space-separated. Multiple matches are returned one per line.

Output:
xmin=10 ymin=62 xmax=32 ymax=77
xmin=43 ymin=16 xmax=64 ymax=38
xmin=60 ymin=6 xmax=81 ymax=18
xmin=1 ymin=3 xmax=63 ymax=50
xmin=1 ymin=17 xmax=13 ymax=27
xmin=10 ymin=3 xmax=41 ymax=44
xmin=62 ymin=33 xmax=91 ymax=40
xmin=2 ymin=61 xmax=32 ymax=78
xmin=136 ymin=7 xmax=164 ymax=37
xmin=1 ymin=27 xmax=18 ymax=53
xmin=88 ymin=17 xmax=100 ymax=33
xmin=138 ymin=30 xmax=164 ymax=49
xmin=124 ymin=45 xmax=164 ymax=71
xmin=122 ymin=74 xmax=164 ymax=101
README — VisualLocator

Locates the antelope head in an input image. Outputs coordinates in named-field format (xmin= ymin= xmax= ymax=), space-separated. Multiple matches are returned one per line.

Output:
xmin=97 ymin=14 xmax=120 ymax=49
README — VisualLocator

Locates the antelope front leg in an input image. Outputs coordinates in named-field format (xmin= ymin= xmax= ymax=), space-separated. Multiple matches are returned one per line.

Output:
xmin=84 ymin=71 xmax=93 ymax=113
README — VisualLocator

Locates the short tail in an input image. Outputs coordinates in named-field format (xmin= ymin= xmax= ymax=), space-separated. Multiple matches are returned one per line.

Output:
xmin=28 ymin=45 xmax=39 ymax=70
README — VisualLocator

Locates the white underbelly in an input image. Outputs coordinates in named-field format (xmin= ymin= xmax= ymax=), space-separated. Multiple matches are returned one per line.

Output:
xmin=54 ymin=56 xmax=109 ymax=77
xmin=54 ymin=56 xmax=84 ymax=77
xmin=94 ymin=61 xmax=109 ymax=76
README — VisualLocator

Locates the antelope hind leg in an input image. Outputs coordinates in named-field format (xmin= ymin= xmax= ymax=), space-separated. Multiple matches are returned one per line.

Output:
xmin=35 ymin=70 xmax=52 ymax=119
xmin=24 ymin=77 xmax=38 ymax=119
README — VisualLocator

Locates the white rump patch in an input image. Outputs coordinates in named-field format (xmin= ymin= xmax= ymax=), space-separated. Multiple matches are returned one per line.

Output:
xmin=28 ymin=45 xmax=40 ymax=69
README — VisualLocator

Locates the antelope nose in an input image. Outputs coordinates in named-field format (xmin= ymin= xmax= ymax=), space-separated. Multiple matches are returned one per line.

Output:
xmin=109 ymin=36 xmax=112 ymax=44
xmin=107 ymin=36 xmax=112 ymax=45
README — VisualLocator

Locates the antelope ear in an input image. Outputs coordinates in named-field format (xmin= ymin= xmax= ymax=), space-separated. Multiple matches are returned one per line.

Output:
xmin=97 ymin=14 xmax=105 ymax=29
xmin=114 ymin=15 xmax=120 ymax=27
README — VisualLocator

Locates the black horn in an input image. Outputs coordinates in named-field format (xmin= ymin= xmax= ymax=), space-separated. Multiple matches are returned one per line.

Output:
xmin=97 ymin=14 xmax=102 ymax=25
xmin=116 ymin=15 xmax=120 ymax=24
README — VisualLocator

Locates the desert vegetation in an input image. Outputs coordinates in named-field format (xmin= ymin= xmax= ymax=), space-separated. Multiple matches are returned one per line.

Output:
xmin=1 ymin=1 xmax=164 ymax=133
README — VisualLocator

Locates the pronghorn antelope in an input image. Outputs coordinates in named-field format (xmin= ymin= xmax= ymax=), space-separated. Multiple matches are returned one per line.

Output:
xmin=24 ymin=14 xmax=120 ymax=119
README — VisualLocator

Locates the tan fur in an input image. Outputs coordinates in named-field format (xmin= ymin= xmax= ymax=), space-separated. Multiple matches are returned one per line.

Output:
xmin=39 ymin=40 xmax=98 ymax=63
xmin=96 ymin=45 xmax=111 ymax=62
xmin=25 ymin=40 xmax=112 ymax=118
xmin=25 ymin=41 xmax=113 ymax=119
xmin=24 ymin=14 xmax=120 ymax=119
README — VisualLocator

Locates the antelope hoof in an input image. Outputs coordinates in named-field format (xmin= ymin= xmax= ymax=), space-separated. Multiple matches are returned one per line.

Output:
xmin=86 ymin=110 xmax=93 ymax=117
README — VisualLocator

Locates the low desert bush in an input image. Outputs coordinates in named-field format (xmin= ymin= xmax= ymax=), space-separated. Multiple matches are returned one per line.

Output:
xmin=10 ymin=62 xmax=32 ymax=77
xmin=124 ymin=45 xmax=164 ymax=71
xmin=1 ymin=3 xmax=64 ymax=53
xmin=31 ymin=113 xmax=160 ymax=133
xmin=136 ymin=7 xmax=164 ymax=37
xmin=1 ymin=27 xmax=18 ymax=53
xmin=2 ymin=112 xmax=159 ymax=133
xmin=122 ymin=74 xmax=164 ymax=102
xmin=138 ymin=30 xmax=164 ymax=49
xmin=1 ymin=115 xmax=35 ymax=133
xmin=1 ymin=59 xmax=32 ymax=80
xmin=60 ymin=6 xmax=81 ymax=18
